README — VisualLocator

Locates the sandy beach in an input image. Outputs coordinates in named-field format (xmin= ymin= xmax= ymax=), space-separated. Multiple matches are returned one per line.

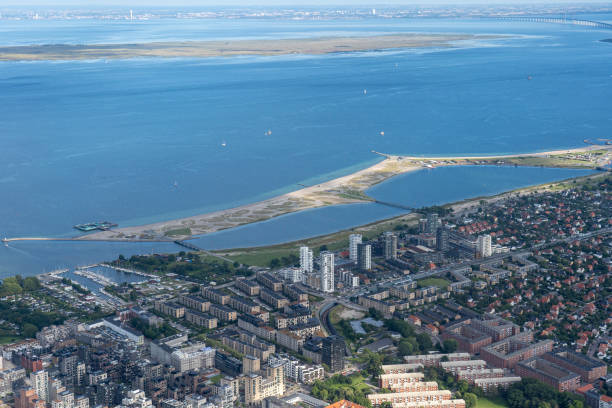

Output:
xmin=77 ymin=156 xmax=423 ymax=241
xmin=77 ymin=146 xmax=611 ymax=242
xmin=0 ymin=33 xmax=501 ymax=61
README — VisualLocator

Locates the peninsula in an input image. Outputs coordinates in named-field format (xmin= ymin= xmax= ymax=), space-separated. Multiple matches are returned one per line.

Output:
xmin=0 ymin=33 xmax=499 ymax=61
xmin=74 ymin=146 xmax=611 ymax=242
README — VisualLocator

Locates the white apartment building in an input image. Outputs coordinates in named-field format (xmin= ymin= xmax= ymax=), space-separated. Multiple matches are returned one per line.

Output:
xmin=212 ymin=384 xmax=235 ymax=408
xmin=476 ymin=234 xmax=492 ymax=258
xmin=384 ymin=232 xmax=398 ymax=260
xmin=170 ymin=346 xmax=215 ymax=373
xmin=319 ymin=251 xmax=335 ymax=293
xmin=349 ymin=234 xmax=362 ymax=261
xmin=184 ymin=394 xmax=211 ymax=408
xmin=268 ymin=354 xmax=324 ymax=384
xmin=278 ymin=267 xmax=303 ymax=283
xmin=299 ymin=246 xmax=313 ymax=273
xmin=30 ymin=370 xmax=49 ymax=402
xmin=119 ymin=390 xmax=154 ymax=408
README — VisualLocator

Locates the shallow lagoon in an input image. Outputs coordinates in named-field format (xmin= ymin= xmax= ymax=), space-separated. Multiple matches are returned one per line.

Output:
xmin=187 ymin=165 xmax=596 ymax=250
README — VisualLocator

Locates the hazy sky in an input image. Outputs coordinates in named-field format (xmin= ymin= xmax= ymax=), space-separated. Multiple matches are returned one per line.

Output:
xmin=5 ymin=0 xmax=612 ymax=6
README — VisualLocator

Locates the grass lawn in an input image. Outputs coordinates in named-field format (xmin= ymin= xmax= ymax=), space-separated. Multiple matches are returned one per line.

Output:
xmin=493 ymin=156 xmax=596 ymax=169
xmin=212 ymin=213 xmax=419 ymax=267
xmin=329 ymin=305 xmax=345 ymax=325
xmin=164 ymin=227 xmax=192 ymax=237
xmin=0 ymin=335 xmax=22 ymax=344
xmin=309 ymin=294 xmax=324 ymax=303
xmin=417 ymin=277 xmax=450 ymax=289
xmin=319 ymin=373 xmax=371 ymax=396
xmin=221 ymin=247 xmax=297 ymax=267
xmin=476 ymin=396 xmax=509 ymax=408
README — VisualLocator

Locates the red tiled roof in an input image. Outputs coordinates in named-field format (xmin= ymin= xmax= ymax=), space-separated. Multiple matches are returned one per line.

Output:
xmin=325 ymin=400 xmax=368 ymax=408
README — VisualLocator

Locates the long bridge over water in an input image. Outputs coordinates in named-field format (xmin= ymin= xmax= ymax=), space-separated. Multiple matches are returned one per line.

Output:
xmin=493 ymin=16 xmax=612 ymax=30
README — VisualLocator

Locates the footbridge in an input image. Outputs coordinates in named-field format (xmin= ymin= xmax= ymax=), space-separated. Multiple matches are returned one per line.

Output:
xmin=174 ymin=240 xmax=236 ymax=263
xmin=374 ymin=200 xmax=416 ymax=212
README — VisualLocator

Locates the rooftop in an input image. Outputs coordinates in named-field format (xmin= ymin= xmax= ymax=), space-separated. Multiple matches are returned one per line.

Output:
xmin=518 ymin=357 xmax=580 ymax=382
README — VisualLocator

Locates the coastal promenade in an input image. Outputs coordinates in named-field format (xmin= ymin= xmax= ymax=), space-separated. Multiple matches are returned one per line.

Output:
xmin=3 ymin=145 xmax=610 ymax=245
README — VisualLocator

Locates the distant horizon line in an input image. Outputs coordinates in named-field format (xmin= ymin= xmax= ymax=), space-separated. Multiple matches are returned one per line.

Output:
xmin=3 ymin=1 xmax=612 ymax=9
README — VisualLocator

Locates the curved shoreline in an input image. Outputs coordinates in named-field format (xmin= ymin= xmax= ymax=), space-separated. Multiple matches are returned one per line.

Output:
xmin=211 ymin=171 xmax=610 ymax=259
xmin=3 ymin=146 xmax=609 ymax=245
xmin=66 ymin=145 xmax=610 ymax=243
xmin=3 ymin=146 xmax=609 ymax=246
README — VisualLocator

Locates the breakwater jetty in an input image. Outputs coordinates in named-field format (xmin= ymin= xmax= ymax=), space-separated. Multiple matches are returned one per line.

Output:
xmin=100 ymin=264 xmax=159 ymax=280
xmin=74 ymin=268 xmax=115 ymax=286
xmin=2 ymin=237 xmax=173 ymax=243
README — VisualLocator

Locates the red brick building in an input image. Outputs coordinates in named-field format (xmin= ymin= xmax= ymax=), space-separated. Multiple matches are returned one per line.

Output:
xmin=542 ymin=350 xmax=607 ymax=384
xmin=480 ymin=333 xmax=553 ymax=369
xmin=516 ymin=357 xmax=581 ymax=392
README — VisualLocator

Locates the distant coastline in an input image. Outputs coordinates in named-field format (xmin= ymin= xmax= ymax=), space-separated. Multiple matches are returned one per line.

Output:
xmin=0 ymin=33 xmax=503 ymax=61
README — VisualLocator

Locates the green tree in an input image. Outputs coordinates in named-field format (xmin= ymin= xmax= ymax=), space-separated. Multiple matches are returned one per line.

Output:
xmin=463 ymin=393 xmax=477 ymax=408
xmin=22 ymin=323 xmax=38 ymax=338
xmin=504 ymin=378 xmax=584 ymax=408
xmin=22 ymin=277 xmax=41 ymax=292
xmin=363 ymin=350 xmax=384 ymax=378
xmin=416 ymin=333 xmax=433 ymax=352
xmin=457 ymin=380 xmax=469 ymax=394
xmin=369 ymin=307 xmax=384 ymax=320
xmin=319 ymin=389 xmax=328 ymax=401
xmin=398 ymin=340 xmax=415 ymax=356
xmin=442 ymin=339 xmax=458 ymax=353
xmin=0 ymin=277 xmax=23 ymax=296
xmin=384 ymin=319 xmax=415 ymax=337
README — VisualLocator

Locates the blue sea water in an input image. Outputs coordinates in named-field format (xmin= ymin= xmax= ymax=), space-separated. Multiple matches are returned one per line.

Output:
xmin=188 ymin=166 xmax=595 ymax=250
xmin=62 ymin=265 xmax=149 ymax=300
xmin=1 ymin=16 xmax=611 ymax=276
